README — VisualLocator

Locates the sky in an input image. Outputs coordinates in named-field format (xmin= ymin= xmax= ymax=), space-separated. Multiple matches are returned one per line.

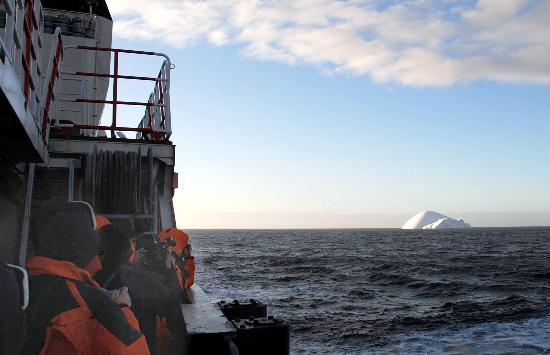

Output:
xmin=106 ymin=0 xmax=550 ymax=228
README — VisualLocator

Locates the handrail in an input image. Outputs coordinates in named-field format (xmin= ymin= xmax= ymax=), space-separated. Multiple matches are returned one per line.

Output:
xmin=22 ymin=0 xmax=34 ymax=105
xmin=61 ymin=45 xmax=172 ymax=141
xmin=41 ymin=28 xmax=64 ymax=141
xmin=1 ymin=0 xmax=52 ymax=137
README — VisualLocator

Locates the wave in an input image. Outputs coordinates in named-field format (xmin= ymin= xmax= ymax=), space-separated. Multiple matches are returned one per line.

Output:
xmin=191 ymin=227 xmax=550 ymax=353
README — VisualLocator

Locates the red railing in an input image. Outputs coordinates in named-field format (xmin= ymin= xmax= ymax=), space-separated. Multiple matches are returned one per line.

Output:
xmin=61 ymin=46 xmax=172 ymax=140
xmin=22 ymin=0 xmax=35 ymax=106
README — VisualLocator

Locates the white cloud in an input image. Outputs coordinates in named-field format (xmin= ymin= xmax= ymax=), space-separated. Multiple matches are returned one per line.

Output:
xmin=107 ymin=0 xmax=550 ymax=87
xmin=207 ymin=30 xmax=229 ymax=46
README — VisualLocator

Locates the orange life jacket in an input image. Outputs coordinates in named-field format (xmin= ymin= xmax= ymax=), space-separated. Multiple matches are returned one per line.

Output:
xmin=173 ymin=256 xmax=195 ymax=289
xmin=174 ymin=264 xmax=185 ymax=290
xmin=25 ymin=256 xmax=150 ymax=355
xmin=185 ymin=257 xmax=195 ymax=288
xmin=84 ymin=255 xmax=102 ymax=276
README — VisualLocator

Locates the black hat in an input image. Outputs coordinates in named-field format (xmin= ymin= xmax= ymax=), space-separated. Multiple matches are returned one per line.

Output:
xmin=30 ymin=202 xmax=99 ymax=268
xmin=98 ymin=224 xmax=132 ymax=268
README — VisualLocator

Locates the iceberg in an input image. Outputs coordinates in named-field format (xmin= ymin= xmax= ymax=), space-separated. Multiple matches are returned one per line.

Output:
xmin=402 ymin=211 xmax=471 ymax=230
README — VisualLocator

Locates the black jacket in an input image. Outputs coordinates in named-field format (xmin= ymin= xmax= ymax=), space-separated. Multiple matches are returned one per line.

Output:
xmin=102 ymin=265 xmax=186 ymax=354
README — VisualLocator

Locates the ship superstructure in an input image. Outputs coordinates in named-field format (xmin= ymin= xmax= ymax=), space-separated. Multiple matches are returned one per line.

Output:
xmin=0 ymin=0 xmax=174 ymax=265
xmin=0 ymin=1 xmax=288 ymax=353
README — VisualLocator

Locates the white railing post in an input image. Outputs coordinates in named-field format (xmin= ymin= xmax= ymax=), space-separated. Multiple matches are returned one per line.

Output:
xmin=163 ymin=60 xmax=172 ymax=138
xmin=153 ymin=77 xmax=160 ymax=131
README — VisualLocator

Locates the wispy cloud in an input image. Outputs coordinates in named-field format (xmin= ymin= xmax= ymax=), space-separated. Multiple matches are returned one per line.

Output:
xmin=108 ymin=0 xmax=550 ymax=87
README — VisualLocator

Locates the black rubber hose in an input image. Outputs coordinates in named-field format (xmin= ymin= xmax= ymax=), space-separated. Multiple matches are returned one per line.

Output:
xmin=125 ymin=152 xmax=132 ymax=213
xmin=121 ymin=151 xmax=129 ymax=213
xmin=84 ymin=153 xmax=92 ymax=204
xmin=106 ymin=151 xmax=114 ymax=213
xmin=114 ymin=151 xmax=121 ymax=213
xmin=129 ymin=151 xmax=136 ymax=214
xmin=137 ymin=148 xmax=142 ymax=214
xmin=97 ymin=150 xmax=104 ymax=211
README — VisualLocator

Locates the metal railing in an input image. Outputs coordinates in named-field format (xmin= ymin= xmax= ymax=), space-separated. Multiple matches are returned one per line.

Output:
xmin=0 ymin=0 xmax=25 ymax=78
xmin=61 ymin=46 xmax=172 ymax=141
xmin=41 ymin=28 xmax=64 ymax=140
xmin=0 ymin=0 xmax=64 ymax=143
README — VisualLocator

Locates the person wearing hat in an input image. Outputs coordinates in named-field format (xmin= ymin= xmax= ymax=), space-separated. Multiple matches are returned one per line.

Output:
xmin=22 ymin=202 xmax=149 ymax=355
xmin=95 ymin=216 xmax=140 ymax=265
xmin=155 ymin=228 xmax=196 ymax=353
xmin=95 ymin=215 xmax=112 ymax=231
xmin=159 ymin=228 xmax=195 ymax=290
xmin=95 ymin=224 xmax=186 ymax=355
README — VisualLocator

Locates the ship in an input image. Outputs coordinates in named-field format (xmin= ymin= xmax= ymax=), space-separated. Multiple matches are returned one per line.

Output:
xmin=0 ymin=1 xmax=288 ymax=354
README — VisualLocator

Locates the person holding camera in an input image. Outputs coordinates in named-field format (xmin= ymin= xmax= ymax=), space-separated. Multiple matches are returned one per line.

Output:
xmin=96 ymin=224 xmax=186 ymax=355
xmin=159 ymin=228 xmax=195 ymax=291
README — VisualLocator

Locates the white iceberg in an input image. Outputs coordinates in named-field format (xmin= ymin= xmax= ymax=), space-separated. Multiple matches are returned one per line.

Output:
xmin=402 ymin=210 xmax=471 ymax=230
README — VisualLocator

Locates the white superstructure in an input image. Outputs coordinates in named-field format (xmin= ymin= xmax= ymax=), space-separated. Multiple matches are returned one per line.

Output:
xmin=0 ymin=0 xmax=176 ymax=266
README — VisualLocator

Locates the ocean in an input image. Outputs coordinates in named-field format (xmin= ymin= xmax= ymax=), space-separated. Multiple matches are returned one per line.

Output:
xmin=188 ymin=228 xmax=550 ymax=354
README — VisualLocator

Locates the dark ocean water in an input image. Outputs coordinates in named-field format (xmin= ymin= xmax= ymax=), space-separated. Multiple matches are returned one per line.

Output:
xmin=188 ymin=228 xmax=550 ymax=354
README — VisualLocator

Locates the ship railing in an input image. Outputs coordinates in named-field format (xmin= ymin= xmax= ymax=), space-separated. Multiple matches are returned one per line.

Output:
xmin=41 ymin=28 xmax=64 ymax=141
xmin=58 ymin=46 xmax=172 ymax=141
xmin=0 ymin=0 xmax=24 ymax=76
xmin=0 ymin=0 xmax=57 ymax=141
xmin=136 ymin=59 xmax=171 ymax=140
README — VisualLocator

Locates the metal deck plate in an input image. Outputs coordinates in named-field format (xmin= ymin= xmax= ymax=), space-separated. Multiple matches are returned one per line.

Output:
xmin=181 ymin=285 xmax=236 ymax=335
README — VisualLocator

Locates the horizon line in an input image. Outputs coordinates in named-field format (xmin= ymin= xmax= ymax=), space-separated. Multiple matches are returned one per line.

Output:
xmin=183 ymin=225 xmax=550 ymax=231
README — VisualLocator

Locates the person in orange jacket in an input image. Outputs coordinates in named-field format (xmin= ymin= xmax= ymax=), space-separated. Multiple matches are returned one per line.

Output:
xmin=159 ymin=228 xmax=195 ymax=290
xmin=96 ymin=224 xmax=186 ymax=355
xmin=22 ymin=202 xmax=149 ymax=355
xmin=156 ymin=228 xmax=194 ymax=353
xmin=182 ymin=246 xmax=195 ymax=289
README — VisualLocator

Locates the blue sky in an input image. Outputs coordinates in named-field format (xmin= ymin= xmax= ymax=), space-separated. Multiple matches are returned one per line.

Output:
xmin=108 ymin=1 xmax=550 ymax=228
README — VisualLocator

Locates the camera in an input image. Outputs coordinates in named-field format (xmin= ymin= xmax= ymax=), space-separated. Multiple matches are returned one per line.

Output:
xmin=134 ymin=232 xmax=176 ymax=251
xmin=134 ymin=233 xmax=176 ymax=272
